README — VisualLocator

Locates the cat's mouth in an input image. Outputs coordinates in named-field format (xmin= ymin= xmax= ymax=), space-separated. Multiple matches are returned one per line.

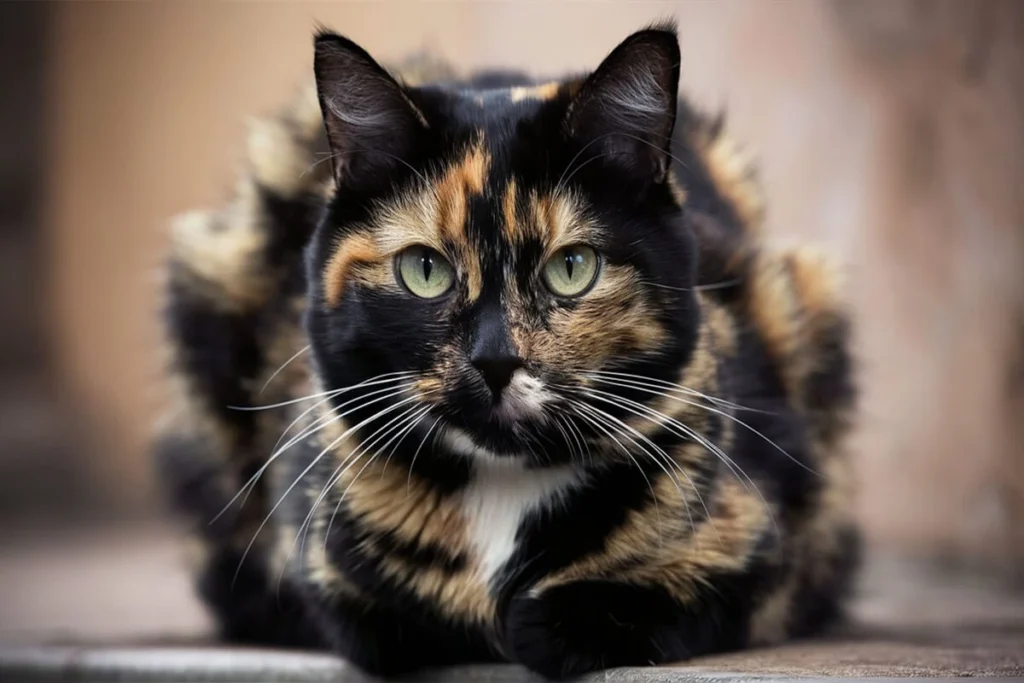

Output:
xmin=491 ymin=370 xmax=550 ymax=424
xmin=439 ymin=369 xmax=567 ymax=460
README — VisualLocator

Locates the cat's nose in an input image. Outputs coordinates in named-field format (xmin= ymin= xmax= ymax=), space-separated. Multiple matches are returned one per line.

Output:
xmin=471 ymin=354 xmax=523 ymax=398
xmin=468 ymin=301 xmax=522 ymax=399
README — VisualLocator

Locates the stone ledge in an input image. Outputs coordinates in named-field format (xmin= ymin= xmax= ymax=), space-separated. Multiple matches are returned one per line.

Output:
xmin=2 ymin=646 xmax=1010 ymax=683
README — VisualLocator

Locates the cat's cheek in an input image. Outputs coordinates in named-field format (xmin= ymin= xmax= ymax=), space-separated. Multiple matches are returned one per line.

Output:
xmin=502 ymin=580 xmax=685 ymax=679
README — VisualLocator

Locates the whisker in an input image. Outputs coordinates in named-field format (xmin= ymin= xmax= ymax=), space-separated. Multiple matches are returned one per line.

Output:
xmin=584 ymin=374 xmax=815 ymax=476
xmin=270 ymin=372 xmax=424 ymax=462
xmin=553 ymin=129 xmax=692 ymax=199
xmin=566 ymin=402 xmax=667 ymax=544
xmin=380 ymin=406 xmax=433 ymax=479
xmin=227 ymin=387 xmax=347 ymax=412
xmin=407 ymin=415 xmax=443 ymax=492
xmin=213 ymin=380 xmax=420 ymax=524
xmin=576 ymin=385 xmax=780 ymax=542
xmin=582 ymin=370 xmax=761 ymax=414
xmin=553 ymin=133 xmax=612 ymax=197
xmin=292 ymin=396 xmax=437 ymax=564
xmin=570 ymin=399 xmax=701 ymax=542
xmin=229 ymin=370 xmax=418 ymax=412
xmin=259 ymin=345 xmax=310 ymax=395
xmin=555 ymin=151 xmax=621 ymax=196
xmin=269 ymin=381 xmax=419 ymax=465
xmin=323 ymin=403 xmax=434 ymax=545
xmin=230 ymin=393 xmax=425 ymax=588
xmin=641 ymin=278 xmax=743 ymax=294
xmin=550 ymin=415 xmax=578 ymax=464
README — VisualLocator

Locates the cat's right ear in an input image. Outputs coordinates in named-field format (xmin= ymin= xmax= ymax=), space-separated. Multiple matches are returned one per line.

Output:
xmin=564 ymin=24 xmax=680 ymax=183
xmin=313 ymin=31 xmax=427 ymax=188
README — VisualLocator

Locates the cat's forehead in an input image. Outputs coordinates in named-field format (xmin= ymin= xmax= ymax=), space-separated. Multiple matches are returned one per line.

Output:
xmin=431 ymin=79 xmax=571 ymax=125
xmin=416 ymin=77 xmax=581 ymax=157
xmin=373 ymin=81 xmax=589 ymax=248
xmin=385 ymin=132 xmax=590 ymax=238
xmin=430 ymin=137 xmax=590 ymax=248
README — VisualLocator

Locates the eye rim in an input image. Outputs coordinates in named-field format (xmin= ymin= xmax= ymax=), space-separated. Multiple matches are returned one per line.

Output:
xmin=394 ymin=244 xmax=456 ymax=299
xmin=542 ymin=244 xmax=602 ymax=299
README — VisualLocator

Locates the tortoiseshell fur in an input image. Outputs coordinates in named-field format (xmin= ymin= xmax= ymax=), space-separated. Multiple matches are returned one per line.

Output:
xmin=155 ymin=24 xmax=860 ymax=680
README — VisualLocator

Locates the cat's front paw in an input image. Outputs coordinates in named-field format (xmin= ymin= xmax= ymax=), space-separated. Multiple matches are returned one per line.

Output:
xmin=503 ymin=580 xmax=686 ymax=680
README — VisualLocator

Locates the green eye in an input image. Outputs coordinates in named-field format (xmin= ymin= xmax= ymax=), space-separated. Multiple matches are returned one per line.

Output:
xmin=396 ymin=245 xmax=454 ymax=298
xmin=543 ymin=245 xmax=600 ymax=297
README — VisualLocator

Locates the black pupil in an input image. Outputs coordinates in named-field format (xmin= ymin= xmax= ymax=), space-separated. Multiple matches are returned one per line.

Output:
xmin=564 ymin=250 xmax=581 ymax=279
xmin=421 ymin=252 xmax=433 ymax=281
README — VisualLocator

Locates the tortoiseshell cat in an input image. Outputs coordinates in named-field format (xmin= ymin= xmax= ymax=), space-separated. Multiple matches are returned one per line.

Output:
xmin=156 ymin=23 xmax=860 ymax=680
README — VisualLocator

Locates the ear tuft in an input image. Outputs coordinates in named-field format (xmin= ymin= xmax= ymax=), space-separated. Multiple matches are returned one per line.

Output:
xmin=313 ymin=31 xmax=426 ymax=187
xmin=565 ymin=27 xmax=681 ymax=182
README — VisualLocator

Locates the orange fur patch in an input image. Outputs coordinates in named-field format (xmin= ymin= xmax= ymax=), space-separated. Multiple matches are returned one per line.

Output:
xmin=529 ymin=191 xmax=593 ymax=251
xmin=322 ymin=232 xmax=381 ymax=306
xmin=435 ymin=142 xmax=490 ymax=243
xmin=501 ymin=178 xmax=520 ymax=241
xmin=509 ymin=81 xmax=560 ymax=103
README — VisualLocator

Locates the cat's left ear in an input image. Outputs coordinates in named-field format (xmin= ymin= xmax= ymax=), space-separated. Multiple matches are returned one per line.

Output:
xmin=565 ymin=25 xmax=680 ymax=183
xmin=313 ymin=31 xmax=428 ymax=188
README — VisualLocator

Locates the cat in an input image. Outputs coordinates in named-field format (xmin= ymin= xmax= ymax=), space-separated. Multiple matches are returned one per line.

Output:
xmin=155 ymin=21 xmax=860 ymax=680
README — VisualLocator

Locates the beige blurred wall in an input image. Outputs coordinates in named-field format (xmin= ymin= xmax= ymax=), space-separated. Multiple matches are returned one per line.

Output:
xmin=47 ymin=1 xmax=1024 ymax=576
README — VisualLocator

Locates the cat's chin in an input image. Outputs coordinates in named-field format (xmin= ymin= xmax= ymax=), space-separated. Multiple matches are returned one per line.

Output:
xmin=440 ymin=424 xmax=528 ymax=461
xmin=439 ymin=423 xmax=564 ymax=466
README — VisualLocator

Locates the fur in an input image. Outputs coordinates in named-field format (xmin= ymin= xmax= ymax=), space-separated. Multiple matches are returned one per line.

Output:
xmin=155 ymin=22 xmax=860 ymax=680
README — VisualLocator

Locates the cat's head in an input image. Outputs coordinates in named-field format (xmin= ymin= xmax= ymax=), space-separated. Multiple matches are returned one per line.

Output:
xmin=306 ymin=24 xmax=703 ymax=465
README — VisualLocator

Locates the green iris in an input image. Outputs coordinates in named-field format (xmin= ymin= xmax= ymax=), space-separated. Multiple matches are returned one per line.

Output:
xmin=396 ymin=245 xmax=454 ymax=298
xmin=543 ymin=245 xmax=600 ymax=297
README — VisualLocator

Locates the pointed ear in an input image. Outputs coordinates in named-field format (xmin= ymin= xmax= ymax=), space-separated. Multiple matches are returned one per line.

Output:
xmin=313 ymin=31 xmax=427 ymax=187
xmin=565 ymin=26 xmax=681 ymax=182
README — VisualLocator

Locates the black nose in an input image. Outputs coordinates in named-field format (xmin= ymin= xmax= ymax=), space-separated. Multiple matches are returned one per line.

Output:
xmin=472 ymin=355 xmax=523 ymax=398
xmin=468 ymin=300 xmax=522 ymax=399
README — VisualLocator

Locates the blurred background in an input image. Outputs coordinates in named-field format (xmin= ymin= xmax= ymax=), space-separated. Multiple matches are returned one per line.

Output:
xmin=1 ymin=0 xmax=1022 ymax=648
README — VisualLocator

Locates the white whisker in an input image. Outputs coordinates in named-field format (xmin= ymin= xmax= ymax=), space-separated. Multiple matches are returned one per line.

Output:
xmin=213 ymin=379 xmax=419 ymax=524
xmin=229 ymin=370 xmax=417 ymax=412
xmin=571 ymin=399 xmax=701 ymax=542
xmin=584 ymin=374 xmax=816 ymax=477
xmin=230 ymin=392 xmax=425 ymax=587
xmin=567 ymin=402 xmax=667 ymax=544
xmin=407 ymin=415 xmax=443 ymax=493
xmin=583 ymin=370 xmax=761 ymax=414
xmin=576 ymin=385 xmax=780 ymax=542
xmin=323 ymin=403 xmax=435 ymax=543
xmin=283 ymin=393 xmax=431 ymax=567
xmin=259 ymin=345 xmax=310 ymax=395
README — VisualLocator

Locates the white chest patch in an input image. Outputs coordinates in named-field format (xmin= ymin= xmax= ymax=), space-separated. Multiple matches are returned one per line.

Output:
xmin=445 ymin=431 xmax=582 ymax=584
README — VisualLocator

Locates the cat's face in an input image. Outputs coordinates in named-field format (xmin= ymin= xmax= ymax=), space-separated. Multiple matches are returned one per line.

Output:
xmin=306 ymin=27 xmax=701 ymax=464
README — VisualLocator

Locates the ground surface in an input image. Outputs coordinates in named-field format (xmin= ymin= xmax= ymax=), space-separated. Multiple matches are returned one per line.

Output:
xmin=1 ymin=523 xmax=1022 ymax=680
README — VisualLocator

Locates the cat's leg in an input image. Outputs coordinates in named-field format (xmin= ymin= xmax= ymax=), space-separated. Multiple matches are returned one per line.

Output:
xmin=154 ymin=431 xmax=325 ymax=649
xmin=502 ymin=576 xmax=756 ymax=680
xmin=196 ymin=545 xmax=326 ymax=648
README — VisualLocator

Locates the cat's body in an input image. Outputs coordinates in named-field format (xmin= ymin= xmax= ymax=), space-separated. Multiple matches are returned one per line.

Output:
xmin=155 ymin=25 xmax=860 ymax=679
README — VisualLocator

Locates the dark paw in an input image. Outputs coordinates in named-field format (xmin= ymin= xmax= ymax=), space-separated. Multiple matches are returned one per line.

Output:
xmin=503 ymin=581 xmax=685 ymax=680
xmin=303 ymin=592 xmax=499 ymax=678
xmin=306 ymin=601 xmax=435 ymax=678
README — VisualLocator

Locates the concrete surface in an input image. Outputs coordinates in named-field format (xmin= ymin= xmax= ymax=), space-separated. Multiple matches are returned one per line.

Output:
xmin=1 ymin=646 xmax=1022 ymax=682
xmin=1 ymin=523 xmax=1022 ymax=680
